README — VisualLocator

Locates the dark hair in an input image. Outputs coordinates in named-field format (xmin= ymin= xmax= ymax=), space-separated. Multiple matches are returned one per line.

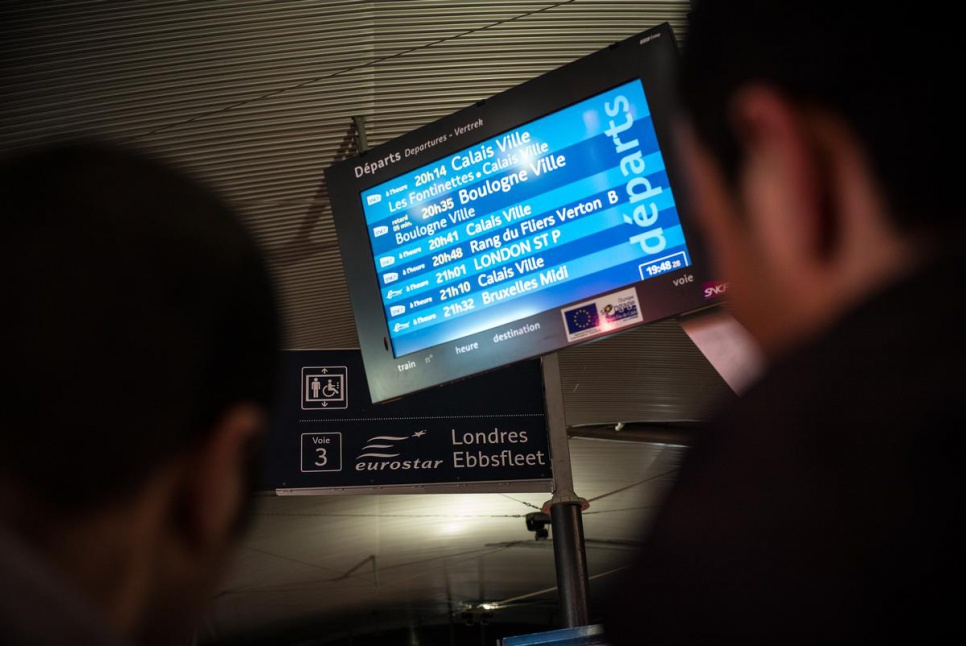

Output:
xmin=0 ymin=140 xmax=281 ymax=511
xmin=680 ymin=1 xmax=954 ymax=233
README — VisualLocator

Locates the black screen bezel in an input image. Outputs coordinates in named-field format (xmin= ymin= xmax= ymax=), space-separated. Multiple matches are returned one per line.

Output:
xmin=325 ymin=22 xmax=722 ymax=402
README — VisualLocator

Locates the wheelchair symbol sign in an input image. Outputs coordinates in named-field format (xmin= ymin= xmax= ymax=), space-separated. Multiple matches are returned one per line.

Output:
xmin=301 ymin=366 xmax=347 ymax=410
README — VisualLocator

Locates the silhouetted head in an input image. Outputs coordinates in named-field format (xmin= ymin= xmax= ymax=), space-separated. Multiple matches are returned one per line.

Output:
xmin=0 ymin=140 xmax=281 ymax=645
xmin=674 ymin=2 xmax=956 ymax=357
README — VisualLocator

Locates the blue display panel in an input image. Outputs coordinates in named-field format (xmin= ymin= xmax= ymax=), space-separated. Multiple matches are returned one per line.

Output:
xmin=325 ymin=22 xmax=724 ymax=403
xmin=361 ymin=80 xmax=689 ymax=357
xmin=501 ymin=624 xmax=609 ymax=646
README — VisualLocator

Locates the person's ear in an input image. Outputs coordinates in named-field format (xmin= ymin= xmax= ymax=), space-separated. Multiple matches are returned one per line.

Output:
xmin=727 ymin=85 xmax=836 ymax=266
xmin=180 ymin=403 xmax=266 ymax=553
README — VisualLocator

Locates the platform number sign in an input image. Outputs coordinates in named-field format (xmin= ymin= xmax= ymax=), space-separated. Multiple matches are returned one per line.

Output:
xmin=300 ymin=432 xmax=343 ymax=472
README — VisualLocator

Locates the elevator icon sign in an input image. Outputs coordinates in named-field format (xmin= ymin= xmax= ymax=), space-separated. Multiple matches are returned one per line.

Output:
xmin=301 ymin=366 xmax=348 ymax=410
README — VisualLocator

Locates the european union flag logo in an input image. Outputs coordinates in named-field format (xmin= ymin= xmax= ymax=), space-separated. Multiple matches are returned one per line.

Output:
xmin=564 ymin=304 xmax=599 ymax=335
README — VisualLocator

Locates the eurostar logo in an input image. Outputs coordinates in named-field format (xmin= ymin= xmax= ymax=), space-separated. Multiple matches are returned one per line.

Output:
xmin=354 ymin=431 xmax=442 ymax=472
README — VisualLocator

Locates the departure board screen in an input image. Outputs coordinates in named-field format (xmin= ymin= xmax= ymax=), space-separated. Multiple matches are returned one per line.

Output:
xmin=326 ymin=23 xmax=724 ymax=402
xmin=361 ymin=79 xmax=687 ymax=357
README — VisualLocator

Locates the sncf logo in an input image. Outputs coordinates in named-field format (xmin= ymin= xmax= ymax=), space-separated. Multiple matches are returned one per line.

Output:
xmin=703 ymin=281 xmax=729 ymax=299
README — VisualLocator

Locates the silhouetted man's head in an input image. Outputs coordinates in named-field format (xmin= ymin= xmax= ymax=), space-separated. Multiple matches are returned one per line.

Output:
xmin=674 ymin=2 xmax=956 ymax=358
xmin=0 ymin=140 xmax=280 ymax=644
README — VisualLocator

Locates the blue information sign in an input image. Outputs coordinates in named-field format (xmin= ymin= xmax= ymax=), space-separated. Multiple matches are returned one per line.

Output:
xmin=501 ymin=624 xmax=609 ymax=646
xmin=361 ymin=79 xmax=687 ymax=358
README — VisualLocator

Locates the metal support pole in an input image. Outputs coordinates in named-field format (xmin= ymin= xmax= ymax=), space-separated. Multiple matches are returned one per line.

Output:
xmin=550 ymin=501 xmax=590 ymax=627
xmin=541 ymin=353 xmax=591 ymax=628
xmin=352 ymin=115 xmax=369 ymax=153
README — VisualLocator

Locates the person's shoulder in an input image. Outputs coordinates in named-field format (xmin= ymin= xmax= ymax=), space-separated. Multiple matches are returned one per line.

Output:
xmin=720 ymin=255 xmax=965 ymax=444
xmin=0 ymin=529 xmax=127 ymax=646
